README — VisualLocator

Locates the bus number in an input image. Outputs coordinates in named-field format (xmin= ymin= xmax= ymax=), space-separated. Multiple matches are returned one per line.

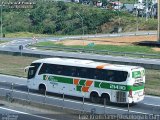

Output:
xmin=110 ymin=84 xmax=126 ymax=91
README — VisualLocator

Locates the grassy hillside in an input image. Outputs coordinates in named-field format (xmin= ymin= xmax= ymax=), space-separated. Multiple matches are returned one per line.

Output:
xmin=2 ymin=1 xmax=157 ymax=35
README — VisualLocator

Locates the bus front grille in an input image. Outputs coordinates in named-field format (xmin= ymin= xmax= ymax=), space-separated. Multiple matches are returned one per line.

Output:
xmin=116 ymin=91 xmax=126 ymax=102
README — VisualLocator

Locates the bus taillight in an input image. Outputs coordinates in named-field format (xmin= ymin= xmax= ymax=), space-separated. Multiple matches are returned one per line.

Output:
xmin=129 ymin=89 xmax=132 ymax=97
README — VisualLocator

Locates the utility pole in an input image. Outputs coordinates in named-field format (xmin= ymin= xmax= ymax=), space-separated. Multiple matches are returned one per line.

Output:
xmin=76 ymin=12 xmax=84 ymax=47
xmin=145 ymin=0 xmax=149 ymax=21
xmin=158 ymin=0 xmax=160 ymax=42
xmin=76 ymin=12 xmax=84 ymax=36
xmin=0 ymin=2 xmax=2 ymax=40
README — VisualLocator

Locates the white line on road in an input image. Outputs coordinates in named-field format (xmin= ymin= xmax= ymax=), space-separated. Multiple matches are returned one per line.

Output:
xmin=0 ymin=81 xmax=26 ymax=86
xmin=0 ymin=106 xmax=56 ymax=120
xmin=145 ymin=95 xmax=160 ymax=99
xmin=143 ymin=103 xmax=160 ymax=107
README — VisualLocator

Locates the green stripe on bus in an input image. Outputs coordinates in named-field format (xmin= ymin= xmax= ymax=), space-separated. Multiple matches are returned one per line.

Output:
xmin=100 ymin=82 xmax=110 ymax=89
xmin=79 ymin=80 xmax=86 ymax=86
xmin=43 ymin=75 xmax=73 ymax=84
xmin=130 ymin=85 xmax=144 ymax=91
xmin=54 ymin=76 xmax=73 ymax=84
xmin=95 ymin=81 xmax=144 ymax=91
xmin=76 ymin=86 xmax=82 ymax=91
xmin=94 ymin=82 xmax=101 ymax=88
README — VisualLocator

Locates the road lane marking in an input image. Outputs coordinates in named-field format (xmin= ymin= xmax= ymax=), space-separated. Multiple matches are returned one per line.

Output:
xmin=143 ymin=103 xmax=160 ymax=107
xmin=145 ymin=95 xmax=160 ymax=99
xmin=0 ymin=106 xmax=56 ymax=120
xmin=0 ymin=81 xmax=26 ymax=86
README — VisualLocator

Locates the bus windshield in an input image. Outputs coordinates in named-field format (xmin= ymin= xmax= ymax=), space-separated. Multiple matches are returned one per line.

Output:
xmin=28 ymin=63 xmax=41 ymax=79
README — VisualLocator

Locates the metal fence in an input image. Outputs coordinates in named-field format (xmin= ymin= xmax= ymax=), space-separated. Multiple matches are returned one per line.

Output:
xmin=0 ymin=82 xmax=160 ymax=119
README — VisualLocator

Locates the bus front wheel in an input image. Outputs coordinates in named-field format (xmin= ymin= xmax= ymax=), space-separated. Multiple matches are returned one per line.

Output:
xmin=90 ymin=92 xmax=100 ymax=103
xmin=39 ymin=84 xmax=46 ymax=94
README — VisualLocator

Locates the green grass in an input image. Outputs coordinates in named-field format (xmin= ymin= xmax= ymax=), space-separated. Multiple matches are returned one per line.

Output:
xmin=0 ymin=54 xmax=38 ymax=77
xmin=33 ymin=41 xmax=160 ymax=58
xmin=35 ymin=41 xmax=157 ymax=53
xmin=145 ymin=69 xmax=160 ymax=96
xmin=0 ymin=40 xmax=7 ymax=44
xmin=119 ymin=0 xmax=135 ymax=4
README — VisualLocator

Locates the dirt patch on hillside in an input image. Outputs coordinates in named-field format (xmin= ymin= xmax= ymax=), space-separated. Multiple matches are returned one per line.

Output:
xmin=152 ymin=48 xmax=160 ymax=52
xmin=56 ymin=35 xmax=157 ymax=46
xmin=55 ymin=35 xmax=160 ymax=51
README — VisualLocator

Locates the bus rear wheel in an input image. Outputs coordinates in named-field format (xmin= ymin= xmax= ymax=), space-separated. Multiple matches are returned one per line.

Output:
xmin=39 ymin=84 xmax=46 ymax=94
xmin=90 ymin=92 xmax=100 ymax=103
xmin=101 ymin=93 xmax=110 ymax=104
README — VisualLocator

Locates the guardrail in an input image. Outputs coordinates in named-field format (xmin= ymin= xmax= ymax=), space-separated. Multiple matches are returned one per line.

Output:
xmin=31 ymin=45 xmax=160 ymax=59
xmin=0 ymin=82 xmax=160 ymax=119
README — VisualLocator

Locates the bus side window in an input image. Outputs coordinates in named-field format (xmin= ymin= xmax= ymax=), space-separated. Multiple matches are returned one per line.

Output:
xmin=62 ymin=65 xmax=73 ymax=76
xmin=77 ymin=67 xmax=87 ymax=78
xmin=56 ymin=66 xmax=63 ymax=75
xmin=117 ymin=71 xmax=128 ymax=82
xmin=39 ymin=63 xmax=53 ymax=74
xmin=87 ymin=68 xmax=94 ymax=79
xmin=94 ymin=69 xmax=103 ymax=80
xmin=94 ymin=70 xmax=99 ymax=79
xmin=39 ymin=63 xmax=47 ymax=74
xmin=107 ymin=70 xmax=114 ymax=81
xmin=110 ymin=71 xmax=128 ymax=82
xmin=62 ymin=66 xmax=68 ymax=76
xmin=70 ymin=67 xmax=77 ymax=77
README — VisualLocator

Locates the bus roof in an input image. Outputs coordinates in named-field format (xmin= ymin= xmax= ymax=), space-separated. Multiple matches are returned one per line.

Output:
xmin=32 ymin=58 xmax=143 ymax=71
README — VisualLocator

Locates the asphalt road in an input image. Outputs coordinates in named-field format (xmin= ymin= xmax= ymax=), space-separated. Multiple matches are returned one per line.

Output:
xmin=0 ymin=74 xmax=160 ymax=119
xmin=0 ymin=106 xmax=55 ymax=120
xmin=0 ymin=105 xmax=80 ymax=120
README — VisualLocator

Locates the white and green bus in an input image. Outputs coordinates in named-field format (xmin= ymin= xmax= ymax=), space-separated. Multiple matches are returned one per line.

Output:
xmin=25 ymin=58 xmax=145 ymax=104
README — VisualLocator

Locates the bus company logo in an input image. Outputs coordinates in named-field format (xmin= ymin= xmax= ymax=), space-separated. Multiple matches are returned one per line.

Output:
xmin=132 ymin=71 xmax=142 ymax=78
xmin=44 ymin=75 xmax=49 ymax=80
xmin=43 ymin=75 xmax=58 ymax=82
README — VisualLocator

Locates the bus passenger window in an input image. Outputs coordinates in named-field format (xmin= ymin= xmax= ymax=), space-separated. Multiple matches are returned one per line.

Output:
xmin=70 ymin=67 xmax=77 ymax=77
xmin=77 ymin=67 xmax=87 ymax=78
xmin=111 ymin=71 xmax=128 ymax=82
xmin=39 ymin=63 xmax=48 ymax=74
xmin=56 ymin=66 xmax=63 ymax=75
xmin=107 ymin=71 xmax=114 ymax=81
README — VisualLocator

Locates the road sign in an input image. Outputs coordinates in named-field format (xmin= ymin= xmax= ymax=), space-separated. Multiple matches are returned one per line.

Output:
xmin=87 ymin=42 xmax=95 ymax=47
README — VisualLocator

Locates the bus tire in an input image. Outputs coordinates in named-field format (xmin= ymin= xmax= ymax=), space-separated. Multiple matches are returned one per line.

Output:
xmin=101 ymin=93 xmax=110 ymax=104
xmin=39 ymin=84 xmax=46 ymax=94
xmin=90 ymin=92 xmax=100 ymax=103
